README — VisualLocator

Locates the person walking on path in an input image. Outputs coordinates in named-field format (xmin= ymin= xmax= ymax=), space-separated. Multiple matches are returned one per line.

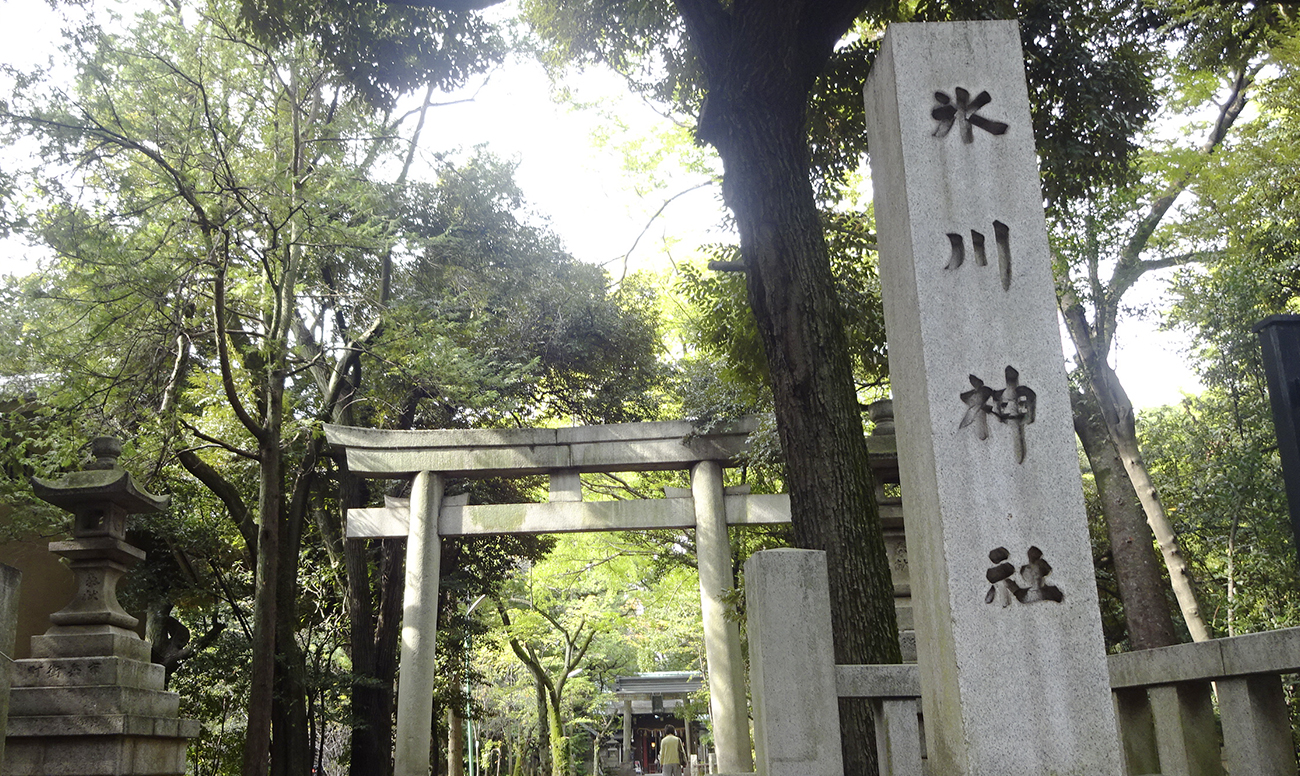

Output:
xmin=660 ymin=726 xmax=686 ymax=776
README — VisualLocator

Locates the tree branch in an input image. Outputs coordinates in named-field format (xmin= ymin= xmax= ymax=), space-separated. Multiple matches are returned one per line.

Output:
xmin=213 ymin=262 xmax=267 ymax=441
xmin=607 ymin=180 xmax=714 ymax=286
xmin=1121 ymin=66 xmax=1253 ymax=266
xmin=176 ymin=447 xmax=257 ymax=555
xmin=1110 ymin=249 xmax=1223 ymax=302
xmin=181 ymin=422 xmax=260 ymax=461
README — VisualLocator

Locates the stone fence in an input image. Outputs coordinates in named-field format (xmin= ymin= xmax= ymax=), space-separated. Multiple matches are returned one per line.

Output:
xmin=745 ymin=548 xmax=1300 ymax=776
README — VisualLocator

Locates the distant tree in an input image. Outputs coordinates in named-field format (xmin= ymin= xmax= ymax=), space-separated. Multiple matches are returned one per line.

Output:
xmin=1157 ymin=42 xmax=1300 ymax=632
xmin=1051 ymin=0 xmax=1293 ymax=645
xmin=0 ymin=4 xmax=664 ymax=775
xmin=490 ymin=535 xmax=681 ymax=776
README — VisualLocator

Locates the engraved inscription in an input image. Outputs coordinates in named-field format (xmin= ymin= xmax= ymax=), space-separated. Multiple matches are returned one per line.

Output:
xmin=932 ymin=88 xmax=1010 ymax=143
xmin=960 ymin=365 xmax=1037 ymax=463
xmin=994 ymin=220 xmax=1011 ymax=291
xmin=943 ymin=221 xmax=1011 ymax=289
xmin=984 ymin=547 xmax=1019 ymax=607
xmin=946 ymin=232 xmax=966 ymax=269
xmin=985 ymin=546 xmax=1063 ymax=606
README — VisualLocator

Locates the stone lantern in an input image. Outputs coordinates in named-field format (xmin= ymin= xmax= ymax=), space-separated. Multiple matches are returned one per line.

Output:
xmin=3 ymin=437 xmax=200 ymax=776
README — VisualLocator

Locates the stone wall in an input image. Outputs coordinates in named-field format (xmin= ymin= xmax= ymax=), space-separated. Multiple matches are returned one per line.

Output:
xmin=0 ymin=539 xmax=76 ymax=660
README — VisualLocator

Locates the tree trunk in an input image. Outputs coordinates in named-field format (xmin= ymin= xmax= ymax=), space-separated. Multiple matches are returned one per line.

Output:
xmin=1227 ymin=514 xmax=1238 ymax=637
xmin=347 ymin=532 xmax=404 ymax=776
xmin=1062 ymin=299 xmax=1211 ymax=641
xmin=244 ymin=428 xmax=283 ymax=776
xmin=728 ymin=117 xmax=895 ymax=773
xmin=1072 ymin=387 xmax=1179 ymax=649
xmin=450 ymin=708 xmax=466 ymax=776
xmin=511 ymin=740 xmax=526 ymax=776
xmin=271 ymin=478 xmax=313 ymax=776
xmin=1051 ymin=67 xmax=1255 ymax=647
xmin=1095 ymin=364 xmax=1210 ymax=641
xmin=676 ymin=2 xmax=900 ymax=771
xmin=534 ymin=681 xmax=551 ymax=775
xmin=546 ymin=696 xmax=567 ymax=776
xmin=271 ymin=623 xmax=311 ymax=776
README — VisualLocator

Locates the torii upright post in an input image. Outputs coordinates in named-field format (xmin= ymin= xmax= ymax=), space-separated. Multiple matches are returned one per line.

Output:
xmin=865 ymin=21 xmax=1124 ymax=774
xmin=326 ymin=421 xmax=765 ymax=776
xmin=692 ymin=460 xmax=753 ymax=774
xmin=394 ymin=471 xmax=444 ymax=776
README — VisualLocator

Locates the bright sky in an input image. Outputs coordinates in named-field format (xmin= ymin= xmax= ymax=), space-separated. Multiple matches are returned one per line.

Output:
xmin=423 ymin=60 xmax=728 ymax=275
xmin=0 ymin=0 xmax=1201 ymax=409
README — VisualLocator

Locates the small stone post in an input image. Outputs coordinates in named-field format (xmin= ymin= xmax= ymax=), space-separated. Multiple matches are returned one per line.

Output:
xmin=4 ymin=437 xmax=200 ymax=776
xmin=0 ymin=563 xmax=20 ymax=768
xmin=691 ymin=460 xmax=753 ymax=774
xmin=744 ymin=549 xmax=843 ymax=776
xmin=865 ymin=21 xmax=1124 ymax=774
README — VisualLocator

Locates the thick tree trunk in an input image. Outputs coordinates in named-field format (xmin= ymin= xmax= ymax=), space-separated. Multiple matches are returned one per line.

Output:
xmin=1072 ymin=387 xmax=1179 ymax=649
xmin=725 ymin=117 xmax=898 ymax=774
xmin=673 ymin=2 xmax=898 ymax=772
xmin=336 ymin=460 xmax=404 ymax=776
xmin=270 ymin=623 xmax=311 ymax=776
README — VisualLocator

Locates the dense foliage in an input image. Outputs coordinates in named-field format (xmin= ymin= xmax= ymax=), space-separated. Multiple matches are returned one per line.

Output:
xmin=3 ymin=0 xmax=1300 ymax=774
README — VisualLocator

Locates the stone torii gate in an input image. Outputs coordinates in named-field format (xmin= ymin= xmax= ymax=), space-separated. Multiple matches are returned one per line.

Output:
xmin=325 ymin=418 xmax=781 ymax=776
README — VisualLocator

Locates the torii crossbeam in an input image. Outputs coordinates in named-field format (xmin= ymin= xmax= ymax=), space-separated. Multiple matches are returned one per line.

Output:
xmin=326 ymin=419 xmax=781 ymax=776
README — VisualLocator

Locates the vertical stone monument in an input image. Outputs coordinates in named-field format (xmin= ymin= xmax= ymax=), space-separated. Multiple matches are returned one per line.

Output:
xmin=1 ymin=563 xmax=20 ymax=768
xmin=3 ymin=437 xmax=200 ymax=776
xmin=864 ymin=21 xmax=1124 ymax=774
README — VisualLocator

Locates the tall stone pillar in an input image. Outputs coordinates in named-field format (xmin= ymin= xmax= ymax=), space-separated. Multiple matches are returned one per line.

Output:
xmin=623 ymin=699 xmax=633 ymax=762
xmin=864 ymin=21 xmax=1124 ymax=775
xmin=691 ymin=461 xmax=753 ymax=773
xmin=0 ymin=563 xmax=20 ymax=769
xmin=394 ymin=470 xmax=445 ymax=776
xmin=4 ymin=437 xmax=199 ymax=776
xmin=683 ymin=717 xmax=692 ymax=766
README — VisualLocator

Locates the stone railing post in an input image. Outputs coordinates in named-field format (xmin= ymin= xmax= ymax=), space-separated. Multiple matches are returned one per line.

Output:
xmin=745 ymin=549 xmax=843 ymax=776
xmin=1217 ymin=673 xmax=1293 ymax=772
xmin=835 ymin=664 xmax=923 ymax=776
xmin=1108 ymin=626 xmax=1300 ymax=775
xmin=1147 ymin=682 xmax=1220 ymax=776
xmin=1112 ymin=686 xmax=1161 ymax=774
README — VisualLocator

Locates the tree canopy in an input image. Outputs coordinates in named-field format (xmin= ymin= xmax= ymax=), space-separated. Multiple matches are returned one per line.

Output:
xmin=4 ymin=1 xmax=1300 ymax=775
